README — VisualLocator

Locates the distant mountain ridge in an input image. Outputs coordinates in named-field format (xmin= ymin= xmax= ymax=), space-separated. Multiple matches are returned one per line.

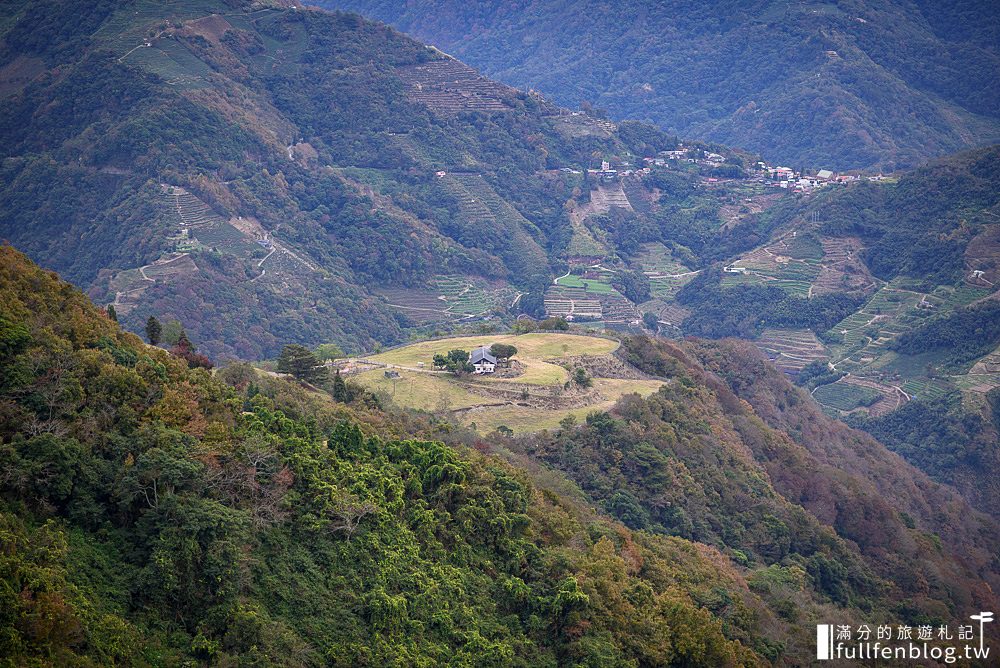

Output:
xmin=320 ymin=0 xmax=1000 ymax=170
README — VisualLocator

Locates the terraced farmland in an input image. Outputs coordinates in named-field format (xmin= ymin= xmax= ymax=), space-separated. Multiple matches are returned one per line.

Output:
xmin=723 ymin=237 xmax=821 ymax=297
xmin=377 ymin=276 xmax=515 ymax=325
xmin=951 ymin=373 xmax=1000 ymax=394
xmin=900 ymin=378 xmax=954 ymax=401
xmin=755 ymin=329 xmax=828 ymax=375
xmin=826 ymin=287 xmax=932 ymax=372
xmin=555 ymin=271 xmax=615 ymax=294
xmin=440 ymin=173 xmax=548 ymax=276
xmin=812 ymin=237 xmax=878 ymax=295
xmin=813 ymin=381 xmax=881 ymax=412
xmin=94 ymin=0 xmax=224 ymax=56
xmin=397 ymin=58 xmax=514 ymax=115
xmin=435 ymin=275 xmax=514 ymax=317
xmin=163 ymin=186 xmax=257 ymax=258
xmin=588 ymin=182 xmax=633 ymax=215
xmin=636 ymin=243 xmax=697 ymax=299
xmin=122 ymin=36 xmax=212 ymax=89
xmin=545 ymin=267 xmax=630 ymax=321
xmin=931 ymin=284 xmax=993 ymax=308
xmin=141 ymin=253 xmax=198 ymax=281
xmin=544 ymin=284 xmax=603 ymax=320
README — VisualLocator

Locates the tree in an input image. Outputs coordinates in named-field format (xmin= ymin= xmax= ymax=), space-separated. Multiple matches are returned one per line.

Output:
xmin=170 ymin=329 xmax=213 ymax=370
xmin=539 ymin=317 xmax=570 ymax=331
xmin=106 ymin=304 xmax=118 ymax=323
xmin=315 ymin=343 xmax=344 ymax=361
xmin=277 ymin=344 xmax=327 ymax=384
xmin=489 ymin=343 xmax=518 ymax=367
xmin=332 ymin=370 xmax=348 ymax=402
xmin=447 ymin=349 xmax=470 ymax=365
xmin=145 ymin=316 xmax=162 ymax=345
xmin=642 ymin=311 xmax=659 ymax=332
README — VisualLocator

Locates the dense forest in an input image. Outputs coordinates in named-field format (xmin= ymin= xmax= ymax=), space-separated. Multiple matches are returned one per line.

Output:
xmin=0 ymin=246 xmax=764 ymax=666
xmin=3 ymin=246 xmax=1000 ymax=664
xmin=851 ymin=391 xmax=1000 ymax=519
xmin=322 ymin=0 xmax=1000 ymax=170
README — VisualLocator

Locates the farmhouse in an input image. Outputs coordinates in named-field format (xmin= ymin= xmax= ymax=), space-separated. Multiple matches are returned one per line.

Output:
xmin=470 ymin=346 xmax=497 ymax=374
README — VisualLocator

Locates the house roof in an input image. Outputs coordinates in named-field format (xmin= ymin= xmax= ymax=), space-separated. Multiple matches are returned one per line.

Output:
xmin=470 ymin=346 xmax=496 ymax=364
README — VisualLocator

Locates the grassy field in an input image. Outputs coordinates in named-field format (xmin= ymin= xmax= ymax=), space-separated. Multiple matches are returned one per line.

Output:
xmin=372 ymin=334 xmax=617 ymax=367
xmin=354 ymin=333 xmax=662 ymax=433
xmin=555 ymin=273 xmax=616 ymax=294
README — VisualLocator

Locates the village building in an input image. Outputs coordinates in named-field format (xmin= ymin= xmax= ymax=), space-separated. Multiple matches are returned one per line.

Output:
xmin=470 ymin=346 xmax=496 ymax=374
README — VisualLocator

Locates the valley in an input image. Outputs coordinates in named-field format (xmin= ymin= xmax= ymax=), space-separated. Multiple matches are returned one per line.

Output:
xmin=2 ymin=1 xmax=1000 ymax=665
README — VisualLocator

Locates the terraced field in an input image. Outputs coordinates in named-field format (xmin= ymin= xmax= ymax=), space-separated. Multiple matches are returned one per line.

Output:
xmin=555 ymin=271 xmax=615 ymax=294
xmin=122 ymin=36 xmax=213 ymax=89
xmin=352 ymin=333 xmax=664 ymax=433
xmin=550 ymin=113 xmax=615 ymax=139
xmin=813 ymin=381 xmax=881 ymax=412
xmin=899 ymin=378 xmax=954 ymax=401
xmin=826 ymin=286 xmax=932 ymax=373
xmin=636 ymin=243 xmax=697 ymax=299
xmin=722 ymin=237 xmax=822 ymax=297
xmin=94 ymin=0 xmax=224 ymax=56
xmin=397 ymin=58 xmax=514 ymax=115
xmin=164 ymin=186 xmax=258 ymax=258
xmin=952 ymin=373 xmax=1000 ymax=394
xmin=543 ymin=285 xmax=603 ymax=320
xmin=142 ymin=253 xmax=198 ymax=281
xmin=812 ymin=237 xmax=878 ymax=295
xmin=439 ymin=173 xmax=548 ymax=274
xmin=377 ymin=276 xmax=515 ymax=324
xmin=544 ymin=267 xmax=635 ymax=323
xmin=755 ymin=329 xmax=828 ymax=375
xmin=588 ymin=182 xmax=633 ymax=215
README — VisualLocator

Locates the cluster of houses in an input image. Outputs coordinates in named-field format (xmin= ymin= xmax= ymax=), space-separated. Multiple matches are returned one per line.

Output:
xmin=760 ymin=165 xmax=874 ymax=192
xmin=577 ymin=143 xmax=888 ymax=192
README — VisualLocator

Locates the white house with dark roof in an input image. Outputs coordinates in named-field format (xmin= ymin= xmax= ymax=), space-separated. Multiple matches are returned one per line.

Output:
xmin=470 ymin=346 xmax=496 ymax=374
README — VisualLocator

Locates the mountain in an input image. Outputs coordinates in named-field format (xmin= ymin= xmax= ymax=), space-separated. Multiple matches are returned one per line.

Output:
xmin=318 ymin=0 xmax=1000 ymax=171
xmin=0 ymin=0 xmax=673 ymax=360
xmin=3 ymin=245 xmax=1000 ymax=665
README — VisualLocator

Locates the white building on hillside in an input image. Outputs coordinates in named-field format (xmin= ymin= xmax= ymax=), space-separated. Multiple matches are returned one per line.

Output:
xmin=470 ymin=346 xmax=496 ymax=374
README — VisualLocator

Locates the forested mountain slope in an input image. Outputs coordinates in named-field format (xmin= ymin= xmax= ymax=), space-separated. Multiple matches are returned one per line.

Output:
xmin=321 ymin=0 xmax=1000 ymax=170
xmin=0 ymin=0 xmax=667 ymax=359
xmin=3 ymin=246 xmax=999 ymax=665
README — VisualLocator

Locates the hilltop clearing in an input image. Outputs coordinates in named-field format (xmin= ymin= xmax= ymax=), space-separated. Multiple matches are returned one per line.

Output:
xmin=345 ymin=333 xmax=665 ymax=433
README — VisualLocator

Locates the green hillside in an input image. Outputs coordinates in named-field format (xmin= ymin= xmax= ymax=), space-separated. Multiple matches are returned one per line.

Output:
xmin=321 ymin=0 xmax=1000 ymax=170
xmin=4 ymin=246 xmax=1000 ymax=665
xmin=0 ymin=0 xmax=668 ymax=360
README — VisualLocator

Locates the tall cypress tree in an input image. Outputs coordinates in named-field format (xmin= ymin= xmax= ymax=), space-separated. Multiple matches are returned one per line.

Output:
xmin=145 ymin=316 xmax=162 ymax=345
